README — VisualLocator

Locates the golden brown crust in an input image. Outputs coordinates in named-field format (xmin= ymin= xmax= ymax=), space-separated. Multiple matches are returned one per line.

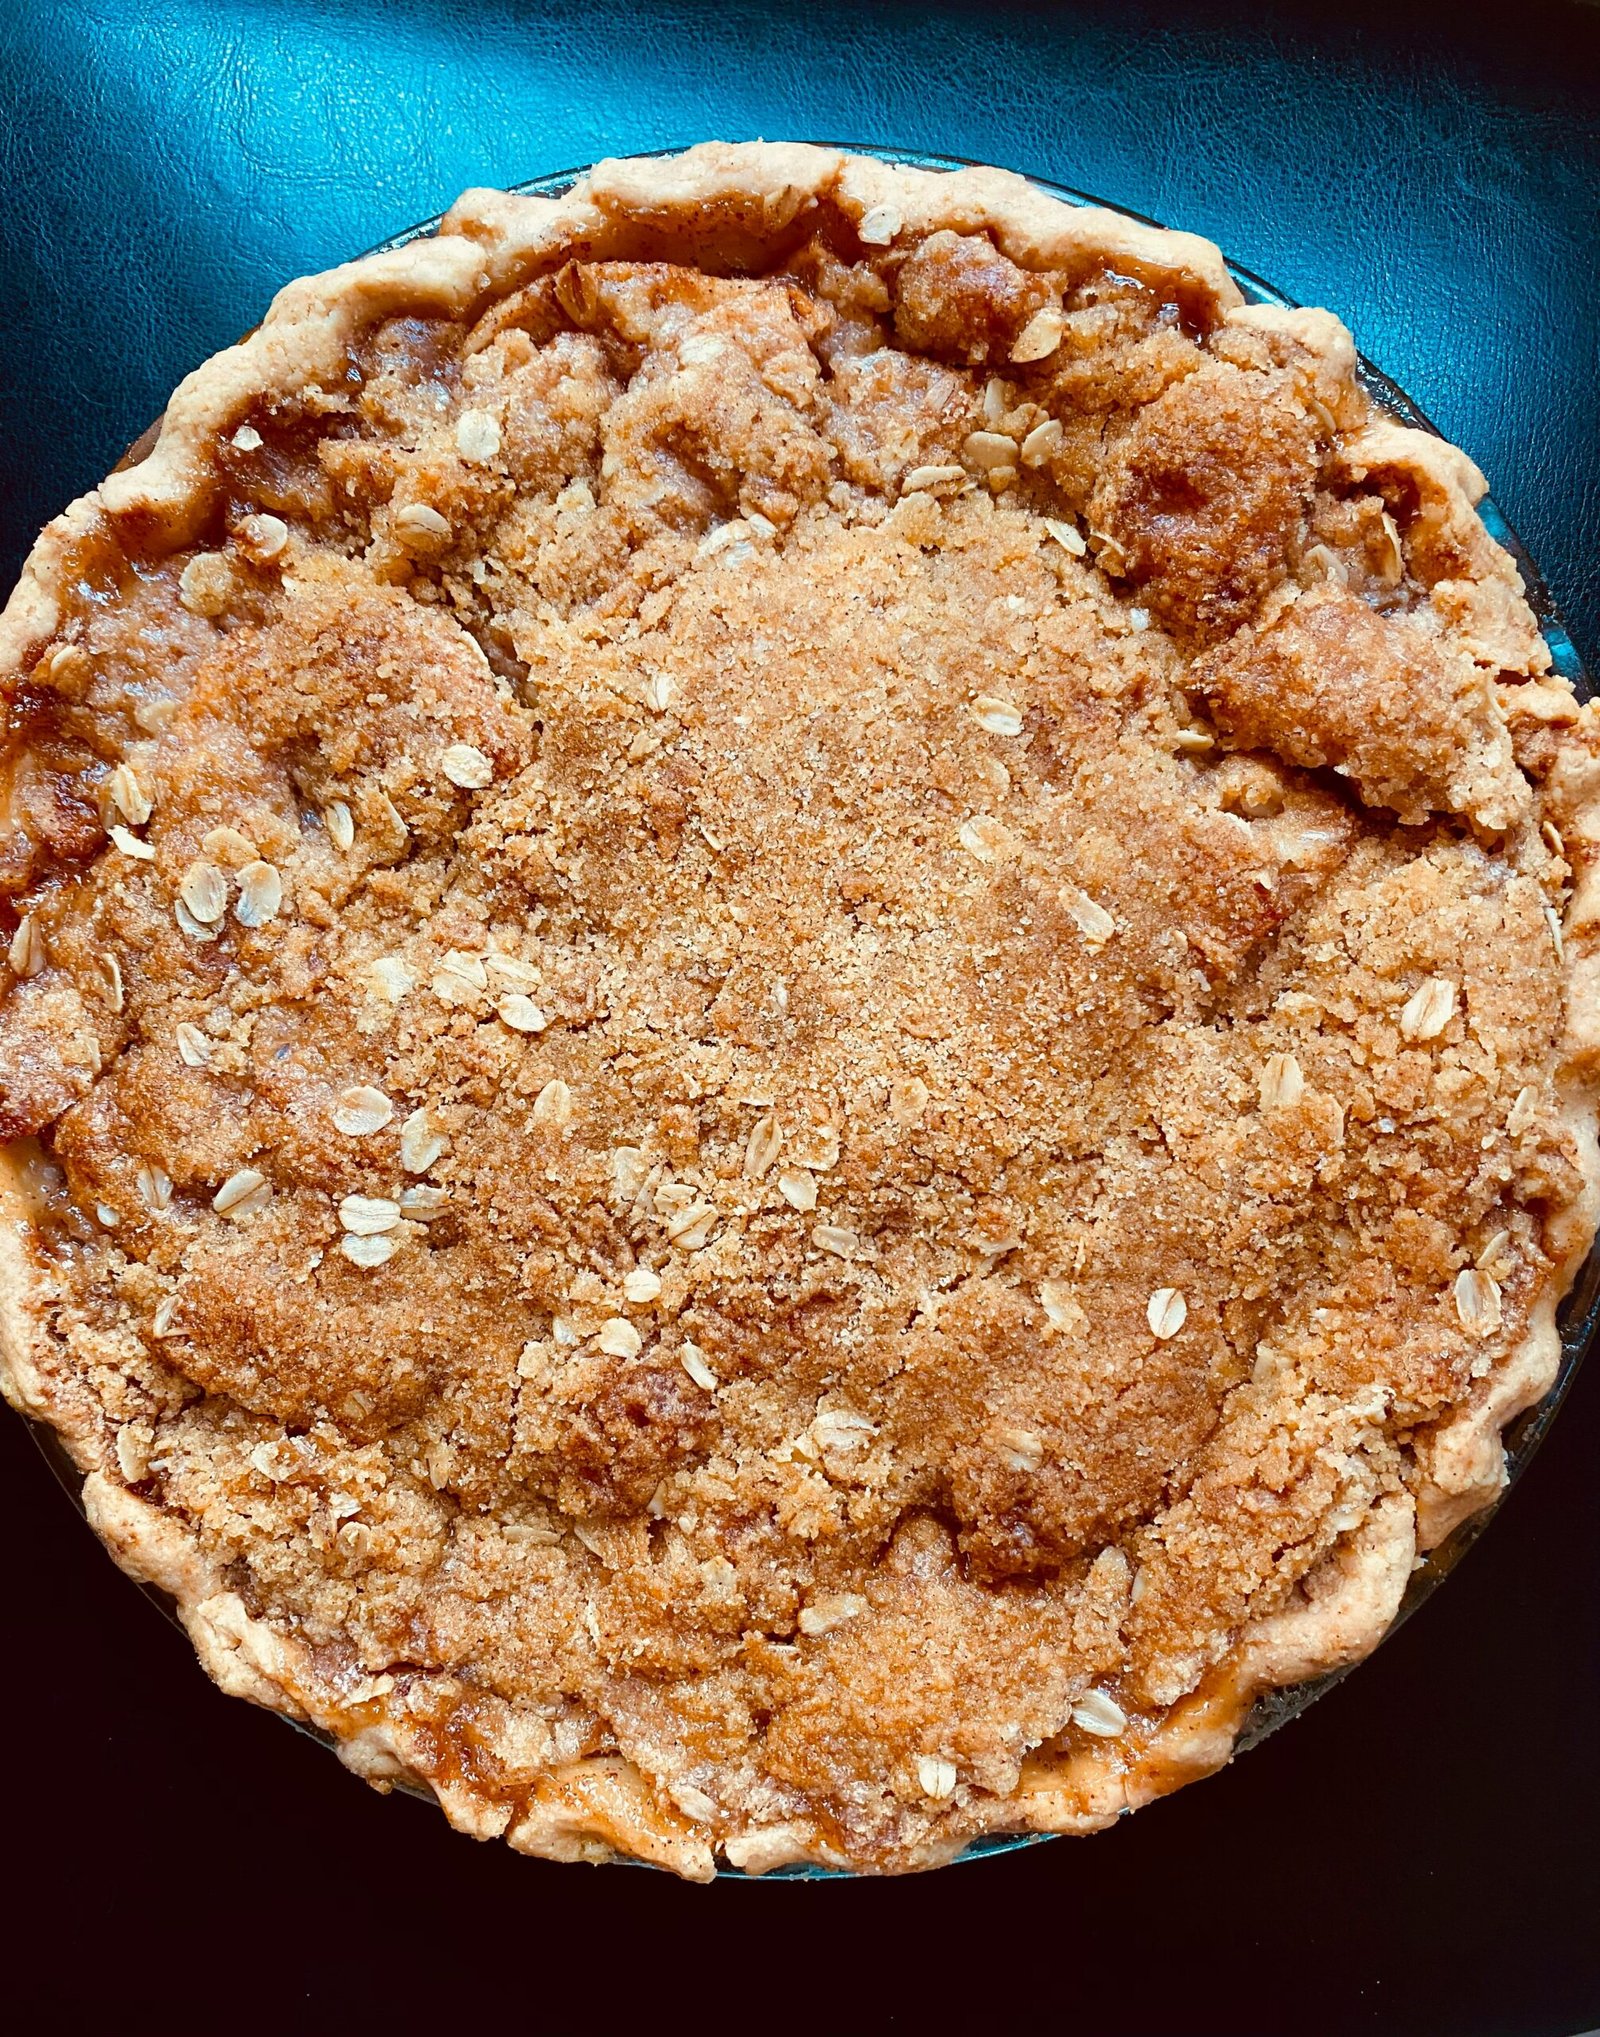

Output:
xmin=1 ymin=141 xmax=1594 ymax=1876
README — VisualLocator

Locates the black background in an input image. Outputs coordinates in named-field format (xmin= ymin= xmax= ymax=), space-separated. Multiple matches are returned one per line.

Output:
xmin=2 ymin=3 xmax=1598 ymax=2031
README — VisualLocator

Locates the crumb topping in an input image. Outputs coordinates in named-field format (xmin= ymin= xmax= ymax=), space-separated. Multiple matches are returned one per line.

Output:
xmin=0 ymin=168 xmax=1589 ymax=1875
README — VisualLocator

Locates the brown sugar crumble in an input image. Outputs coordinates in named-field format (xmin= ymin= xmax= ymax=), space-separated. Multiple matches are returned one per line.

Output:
xmin=1 ymin=145 xmax=1596 ymax=1877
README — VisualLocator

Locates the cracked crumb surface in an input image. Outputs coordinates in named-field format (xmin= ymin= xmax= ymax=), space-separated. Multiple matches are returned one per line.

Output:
xmin=1 ymin=143 xmax=1596 ymax=1878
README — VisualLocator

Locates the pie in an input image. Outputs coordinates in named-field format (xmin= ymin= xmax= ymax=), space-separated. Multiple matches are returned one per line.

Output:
xmin=1 ymin=142 xmax=1595 ymax=1878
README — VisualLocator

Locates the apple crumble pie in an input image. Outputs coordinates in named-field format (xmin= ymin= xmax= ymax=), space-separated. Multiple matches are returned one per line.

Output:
xmin=2 ymin=143 xmax=1595 ymax=1877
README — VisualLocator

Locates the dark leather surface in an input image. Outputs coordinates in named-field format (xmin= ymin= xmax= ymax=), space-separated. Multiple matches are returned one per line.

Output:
xmin=2 ymin=3 xmax=1598 ymax=2031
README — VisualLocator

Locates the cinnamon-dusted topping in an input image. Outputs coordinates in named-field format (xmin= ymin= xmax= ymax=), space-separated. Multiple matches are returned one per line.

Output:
xmin=0 ymin=143 xmax=1590 ymax=1880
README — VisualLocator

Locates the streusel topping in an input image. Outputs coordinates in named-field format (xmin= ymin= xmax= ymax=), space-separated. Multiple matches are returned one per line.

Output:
xmin=1 ymin=172 xmax=1590 ymax=1874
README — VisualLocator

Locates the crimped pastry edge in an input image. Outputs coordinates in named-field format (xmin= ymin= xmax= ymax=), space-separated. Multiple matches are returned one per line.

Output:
xmin=1 ymin=139 xmax=1595 ymax=1877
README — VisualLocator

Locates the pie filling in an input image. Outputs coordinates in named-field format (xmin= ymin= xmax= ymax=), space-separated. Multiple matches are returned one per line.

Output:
xmin=0 ymin=150 xmax=1593 ymax=1876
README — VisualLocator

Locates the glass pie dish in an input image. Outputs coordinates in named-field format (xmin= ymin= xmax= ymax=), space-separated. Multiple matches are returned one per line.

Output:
xmin=13 ymin=145 xmax=1595 ymax=1878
